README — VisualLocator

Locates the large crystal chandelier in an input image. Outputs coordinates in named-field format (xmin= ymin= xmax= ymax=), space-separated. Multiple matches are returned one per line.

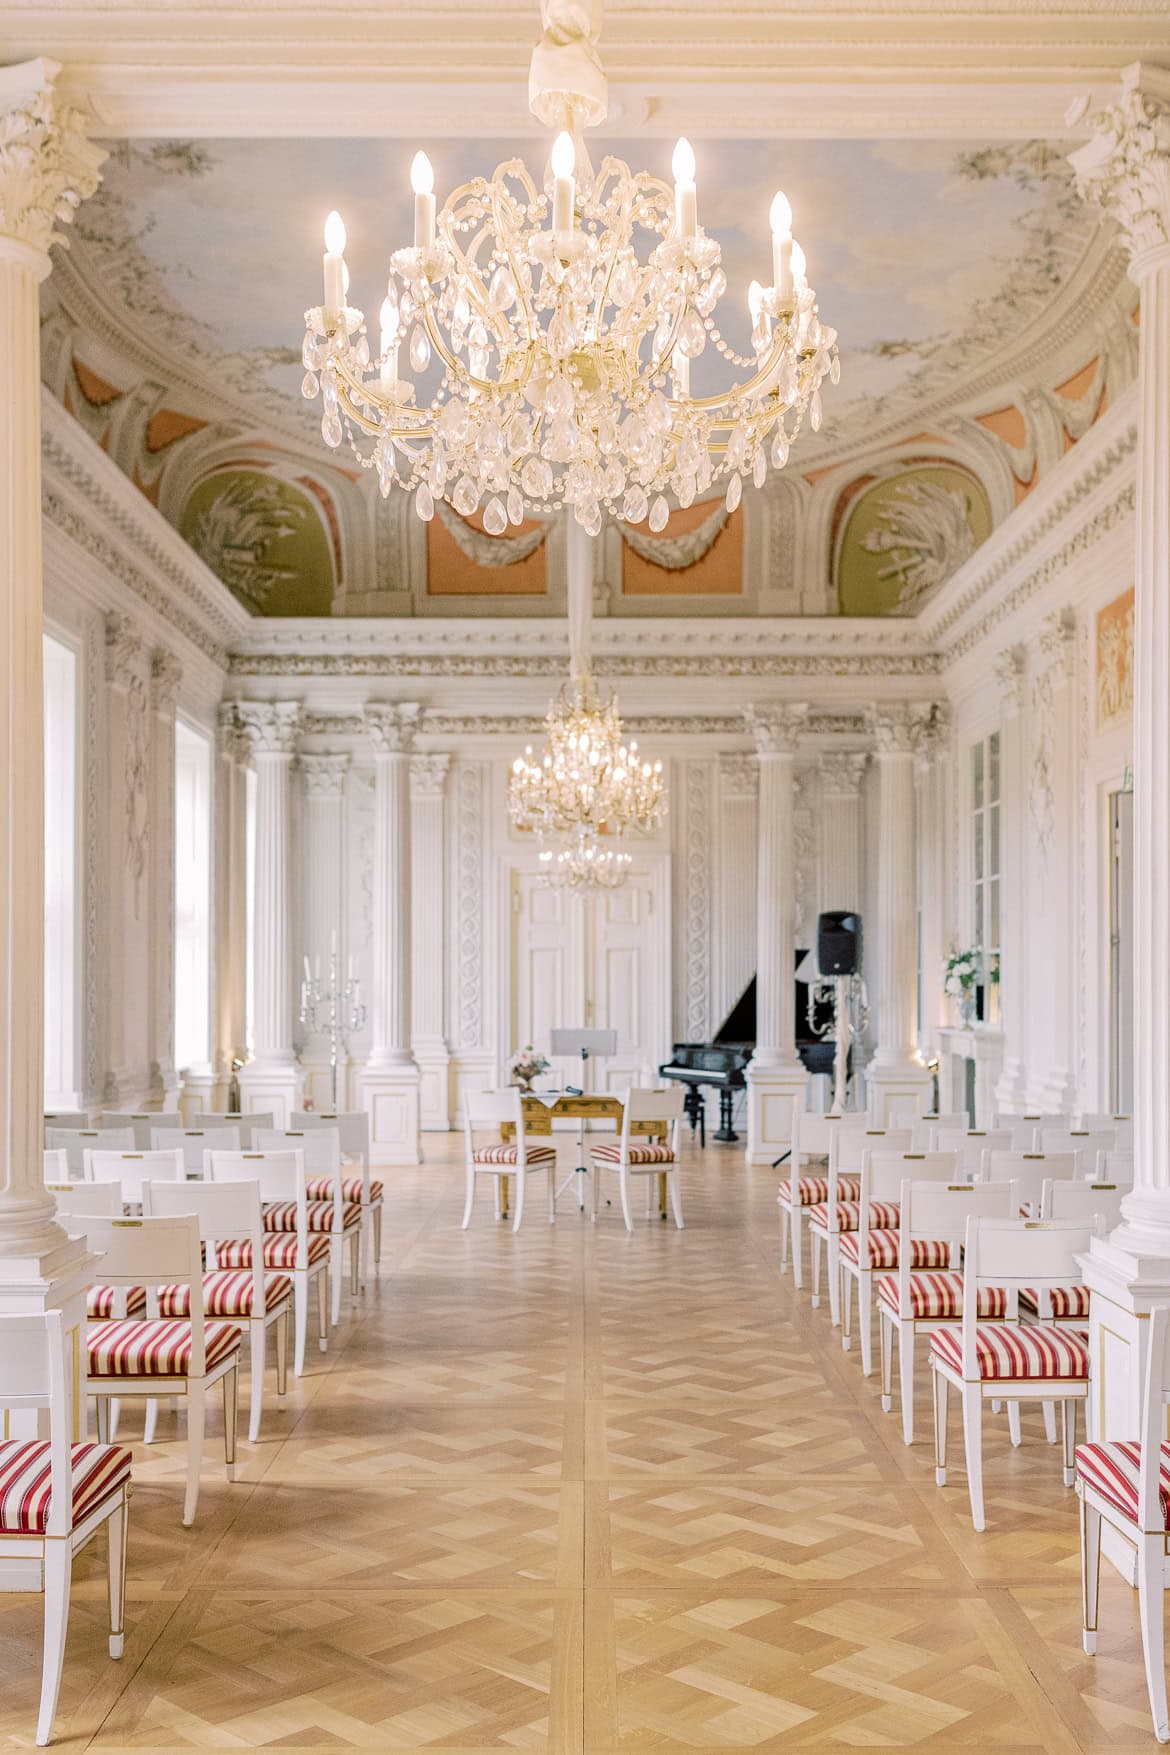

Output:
xmin=300 ymin=3 xmax=839 ymax=533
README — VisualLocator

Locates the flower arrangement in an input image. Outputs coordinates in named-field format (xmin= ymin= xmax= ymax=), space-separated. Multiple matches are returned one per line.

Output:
xmin=943 ymin=947 xmax=981 ymax=999
xmin=508 ymin=1044 xmax=550 ymax=1092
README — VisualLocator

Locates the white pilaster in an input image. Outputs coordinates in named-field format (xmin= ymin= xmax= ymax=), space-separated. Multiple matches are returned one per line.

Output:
xmin=236 ymin=701 xmax=303 ymax=1124
xmin=912 ymin=710 xmax=949 ymax=1065
xmin=299 ymin=754 xmax=349 ymax=1111
xmin=743 ymin=705 xmax=809 ymax=1165
xmin=992 ymin=647 xmax=1031 ymax=1110
xmin=866 ymin=704 xmax=932 ymax=1122
xmin=355 ymin=704 xmax=421 ymax=1164
xmin=715 ymin=754 xmax=757 ymax=1023
xmin=147 ymin=650 xmax=182 ymax=1108
xmin=0 ymin=62 xmax=103 ymax=1401
xmin=1024 ymin=611 xmax=1079 ymax=1114
xmin=1069 ymin=68 xmax=1170 ymax=1468
xmin=212 ymin=704 xmax=250 ymax=1107
xmin=411 ymin=753 xmax=451 ymax=1131
xmin=817 ymin=752 xmax=867 ymax=915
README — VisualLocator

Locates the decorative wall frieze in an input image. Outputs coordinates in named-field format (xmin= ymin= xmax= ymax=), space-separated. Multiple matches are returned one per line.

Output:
xmin=103 ymin=610 xmax=142 ymax=685
xmin=299 ymin=752 xmax=349 ymax=796
xmin=1038 ymin=607 xmax=1078 ymax=681
xmin=819 ymin=750 xmax=869 ymax=795
xmin=994 ymin=644 xmax=1028 ymax=712
xmin=1030 ymin=665 xmax=1058 ymax=857
xmin=364 ymin=702 xmax=421 ymax=754
xmin=866 ymin=700 xmax=930 ymax=754
xmin=1068 ymin=64 xmax=1170 ymax=264
xmin=0 ymin=60 xmax=106 ymax=261
xmin=683 ymin=762 xmax=712 ymax=1041
xmin=149 ymin=649 xmax=182 ymax=715
xmin=235 ymin=699 xmax=302 ymax=756
xmin=454 ymin=761 xmax=484 ymax=1052
xmin=230 ymin=649 xmax=940 ymax=679
xmin=911 ymin=701 xmax=951 ymax=770
xmin=718 ymin=753 xmax=758 ymax=799
xmin=745 ymin=702 xmax=810 ymax=755
xmin=216 ymin=701 xmax=251 ymax=763
xmin=410 ymin=752 xmax=450 ymax=799
xmin=302 ymin=712 xmax=363 ymax=738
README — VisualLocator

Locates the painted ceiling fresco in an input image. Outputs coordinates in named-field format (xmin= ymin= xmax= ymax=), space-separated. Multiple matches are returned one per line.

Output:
xmin=42 ymin=132 xmax=1125 ymax=618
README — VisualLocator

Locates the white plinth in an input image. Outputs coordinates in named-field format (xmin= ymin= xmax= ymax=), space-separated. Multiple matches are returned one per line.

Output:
xmin=356 ymin=1061 xmax=421 ymax=1165
xmin=238 ymin=1058 xmax=303 ymax=1129
xmin=745 ymin=1061 xmax=808 ymax=1166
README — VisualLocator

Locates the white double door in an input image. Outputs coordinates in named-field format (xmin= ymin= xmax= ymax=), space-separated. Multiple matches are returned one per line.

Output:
xmin=508 ymin=859 xmax=670 ymax=1095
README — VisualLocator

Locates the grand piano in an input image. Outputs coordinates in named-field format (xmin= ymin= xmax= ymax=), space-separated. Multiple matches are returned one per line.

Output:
xmin=659 ymin=959 xmax=837 ymax=1144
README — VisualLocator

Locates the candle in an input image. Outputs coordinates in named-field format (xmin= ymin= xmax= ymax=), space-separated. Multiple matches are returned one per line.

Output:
xmin=411 ymin=151 xmax=435 ymax=248
xmin=379 ymin=295 xmax=399 ymax=394
xmin=550 ymin=130 xmax=575 ymax=235
xmin=672 ymin=343 xmax=690 ymax=397
xmin=769 ymin=190 xmax=793 ymax=299
xmin=323 ymin=210 xmax=346 ymax=317
xmin=348 ymin=954 xmax=355 ymax=980
xmin=331 ymin=927 xmax=338 ymax=955
xmin=303 ymin=954 xmax=312 ymax=983
xmin=672 ymin=137 xmax=697 ymax=240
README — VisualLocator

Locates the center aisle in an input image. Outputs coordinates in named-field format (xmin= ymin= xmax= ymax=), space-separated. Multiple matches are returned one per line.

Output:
xmin=8 ymin=1134 xmax=1153 ymax=1749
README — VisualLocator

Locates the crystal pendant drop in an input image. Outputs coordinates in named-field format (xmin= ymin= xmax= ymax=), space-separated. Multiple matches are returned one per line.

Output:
xmin=623 ymin=484 xmax=648 ymax=524
xmin=770 ymin=429 xmax=789 ymax=469
xmin=809 ymin=389 xmax=823 ymax=433
xmin=301 ymin=370 xmax=319 ymax=399
xmin=507 ymin=486 xmax=525 ymax=525
xmin=753 ymin=450 xmax=767 ymax=489
xmin=301 ymin=334 xmax=321 ymax=370
xmin=453 ymin=475 xmax=479 ymax=516
xmin=415 ymin=481 xmax=435 ymax=521
xmin=678 ymin=309 xmax=706 ymax=358
xmin=830 ymin=353 xmax=841 ymax=385
xmin=725 ymin=472 xmax=742 ymax=513
xmin=648 ymin=495 xmax=669 ymax=533
xmin=409 ymin=325 xmax=431 ymax=372
xmin=483 ymin=496 xmax=508 ymax=536
xmin=321 ymin=409 xmax=343 ymax=448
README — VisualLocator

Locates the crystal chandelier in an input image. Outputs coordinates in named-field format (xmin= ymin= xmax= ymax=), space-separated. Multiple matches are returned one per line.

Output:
xmin=300 ymin=5 xmax=839 ymax=533
xmin=539 ymin=832 xmax=633 ymax=891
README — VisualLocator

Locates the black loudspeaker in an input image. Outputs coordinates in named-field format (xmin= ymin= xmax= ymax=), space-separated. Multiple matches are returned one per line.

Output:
xmin=817 ymin=911 xmax=861 ymax=976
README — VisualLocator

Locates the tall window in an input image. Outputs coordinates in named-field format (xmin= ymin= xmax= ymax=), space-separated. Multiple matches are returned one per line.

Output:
xmin=44 ymin=633 xmax=78 ymax=1105
xmin=174 ymin=720 xmax=212 ymax=1071
xmin=971 ymin=731 xmax=1001 ymax=1024
xmin=244 ymin=765 xmax=257 ymax=1056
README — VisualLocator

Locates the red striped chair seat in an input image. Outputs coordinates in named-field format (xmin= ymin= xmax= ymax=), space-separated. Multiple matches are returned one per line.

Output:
xmin=591 ymin=1142 xmax=675 ymax=1165
xmin=0 ymin=1441 xmax=132 ymax=1534
xmin=262 ymin=1200 xmax=362 ymax=1234
xmin=931 ymin=1322 xmax=1089 ymax=1382
xmin=86 ymin=1318 xmax=241 ymax=1378
xmin=304 ymin=1175 xmax=384 ymax=1204
xmin=838 ymin=1232 xmax=950 ymax=1271
xmin=778 ymin=1175 xmax=861 ymax=1207
xmin=87 ymin=1284 xmax=146 ymax=1320
xmin=1020 ymin=1284 xmax=1090 ymax=1319
xmin=808 ymin=1199 xmax=900 ymax=1235
xmin=471 ymin=1144 xmax=558 ymax=1166
xmin=1076 ymin=1440 xmax=1170 ymax=1528
xmin=877 ymin=1271 xmax=1008 ymax=1321
xmin=215 ymin=1233 xmax=330 ymax=1270
xmin=157 ymin=1271 xmax=292 ymax=1319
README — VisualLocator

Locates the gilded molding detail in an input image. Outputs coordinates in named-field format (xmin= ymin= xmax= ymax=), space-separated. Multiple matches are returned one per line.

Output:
xmin=235 ymin=700 xmax=302 ymax=756
xmin=0 ymin=60 xmax=106 ymax=260
xmin=364 ymin=702 xmax=421 ymax=755
xmin=1068 ymin=64 xmax=1170 ymax=263
xmin=744 ymin=702 xmax=810 ymax=756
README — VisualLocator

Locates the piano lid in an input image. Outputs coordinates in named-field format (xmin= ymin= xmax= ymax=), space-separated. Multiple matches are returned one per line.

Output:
xmin=714 ymin=976 xmax=755 ymax=1045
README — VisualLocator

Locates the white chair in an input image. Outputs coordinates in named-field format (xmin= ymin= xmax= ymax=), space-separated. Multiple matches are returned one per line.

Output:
xmin=1040 ymin=1177 xmax=1128 ymax=1228
xmin=879 ymin=1178 xmax=1018 ymax=1444
xmin=0 ymin=1310 xmax=132 ymax=1745
xmin=777 ymin=1104 xmax=870 ymax=1287
xmin=47 ymin=1182 xmax=144 ymax=1325
xmin=46 ymin=1127 xmax=133 ymax=1181
xmin=993 ymin=1113 xmax=1074 ymax=1151
xmin=42 ymin=1110 xmax=88 ymax=1141
xmin=981 ymin=1149 xmax=1081 ymax=1215
xmin=192 ymin=1111 xmax=275 ymax=1147
xmin=83 ymin=1147 xmax=186 ymax=1207
xmin=838 ymin=1150 xmax=958 ymax=1377
xmin=1080 ymin=1112 xmax=1134 ymax=1150
xmin=143 ymin=1179 xmax=291 ymax=1444
xmin=151 ymin=1126 xmax=241 ymax=1176
xmin=808 ymin=1127 xmax=913 ymax=1324
xmin=1076 ymin=1301 xmax=1170 ymax=1741
xmin=43 ymin=1149 xmax=68 ymax=1184
xmin=206 ymin=1149 xmax=330 ymax=1377
xmin=254 ymin=1129 xmax=362 ymax=1324
xmin=462 ymin=1090 xmax=558 ymax=1232
xmin=290 ymin=1110 xmax=382 ymax=1273
xmin=1040 ymin=1127 xmax=1116 ymax=1162
xmin=933 ymin=1127 xmax=1012 ymax=1178
xmin=590 ymin=1087 xmax=686 ymax=1231
xmin=1096 ymin=1149 xmax=1135 ymax=1184
xmin=100 ymin=1111 xmax=182 ymax=1149
xmin=77 ymin=1212 xmax=241 ymax=1527
xmin=930 ymin=1215 xmax=1100 ymax=1531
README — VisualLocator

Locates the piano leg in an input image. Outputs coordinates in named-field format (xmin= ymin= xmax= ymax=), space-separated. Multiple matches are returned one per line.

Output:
xmin=714 ymin=1088 xmax=738 ymax=1144
xmin=682 ymin=1085 xmax=706 ymax=1147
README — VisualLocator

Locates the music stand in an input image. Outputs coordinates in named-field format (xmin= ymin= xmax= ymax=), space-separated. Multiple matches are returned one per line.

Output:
xmin=550 ymin=1028 xmax=618 ymax=1209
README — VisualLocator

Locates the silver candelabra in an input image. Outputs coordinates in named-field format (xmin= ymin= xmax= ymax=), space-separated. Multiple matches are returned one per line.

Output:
xmin=299 ymin=941 xmax=366 ymax=1112
xmin=806 ymin=972 xmax=869 ymax=1114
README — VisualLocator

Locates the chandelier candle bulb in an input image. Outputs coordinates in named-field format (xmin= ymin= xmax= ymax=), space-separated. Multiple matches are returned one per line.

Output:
xmin=322 ymin=210 xmax=346 ymax=317
xmin=411 ymin=151 xmax=436 ymax=249
xmin=379 ymin=296 xmax=399 ymax=392
xmin=550 ymin=130 xmax=576 ymax=234
xmin=770 ymin=190 xmax=793 ymax=299
xmin=672 ymin=137 xmax=697 ymax=239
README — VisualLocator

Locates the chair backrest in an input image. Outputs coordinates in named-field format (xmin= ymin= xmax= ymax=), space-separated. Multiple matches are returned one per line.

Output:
xmin=1136 ymin=1305 xmax=1170 ymax=1528
xmin=48 ymin=1179 xmax=122 ymax=1221
xmin=1041 ymin=1177 xmax=1127 ymax=1227
xmin=1081 ymin=1112 xmax=1134 ymax=1145
xmin=151 ymin=1126 xmax=241 ymax=1174
xmin=1040 ymin=1127 xmax=1116 ymax=1160
xmin=860 ymin=1151 xmax=959 ymax=1227
xmin=46 ymin=1126 xmax=133 ymax=1179
xmin=832 ymin=1126 xmax=912 ymax=1180
xmin=74 ymin=1212 xmax=211 ymax=1372
xmin=206 ymin=1149 xmax=308 ymax=1261
xmin=621 ymin=1086 xmax=684 ymax=1149
xmin=933 ymin=1127 xmax=1012 ymax=1174
xmin=143 ymin=1178 xmax=269 ymax=1315
xmin=996 ymin=1112 xmax=1073 ymax=1149
xmin=1096 ymin=1149 xmax=1135 ymax=1184
xmin=43 ymin=1147 xmax=68 ymax=1184
xmin=101 ymin=1110 xmax=182 ymax=1149
xmin=983 ymin=1149 xmax=1081 ymax=1212
xmin=43 ymin=1109 xmax=88 ymax=1141
xmin=83 ymin=1147 xmax=186 ymax=1205
xmin=795 ymin=1104 xmax=869 ymax=1161
xmin=0 ymin=1311 xmax=72 ymax=1534
xmin=192 ymin=1111 xmax=275 ymax=1147
xmin=960 ymin=1215 xmax=1100 ymax=1372
xmin=290 ymin=1109 xmax=370 ymax=1167
xmin=463 ymin=1088 xmax=525 ymax=1157
xmin=255 ymin=1127 xmax=340 ymax=1178
xmin=888 ymin=1179 xmax=1018 ymax=1314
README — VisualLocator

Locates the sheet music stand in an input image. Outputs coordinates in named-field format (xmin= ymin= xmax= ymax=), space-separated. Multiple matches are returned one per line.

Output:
xmin=550 ymin=1028 xmax=618 ymax=1209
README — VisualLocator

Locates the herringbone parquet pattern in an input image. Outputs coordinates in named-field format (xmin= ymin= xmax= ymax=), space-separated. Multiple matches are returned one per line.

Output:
xmin=0 ymin=1134 xmax=1152 ymax=1750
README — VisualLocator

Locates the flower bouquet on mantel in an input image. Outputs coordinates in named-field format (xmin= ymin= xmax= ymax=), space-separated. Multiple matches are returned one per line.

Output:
xmin=509 ymin=1044 xmax=551 ymax=1094
xmin=943 ymin=946 xmax=981 ymax=1025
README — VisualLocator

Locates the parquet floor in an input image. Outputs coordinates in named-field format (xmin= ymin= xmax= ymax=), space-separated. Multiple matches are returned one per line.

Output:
xmin=0 ymin=1135 xmax=1157 ymax=1750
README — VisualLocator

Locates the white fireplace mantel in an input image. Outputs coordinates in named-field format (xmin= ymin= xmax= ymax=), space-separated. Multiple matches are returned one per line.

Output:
xmin=937 ymin=1025 xmax=1005 ymax=1128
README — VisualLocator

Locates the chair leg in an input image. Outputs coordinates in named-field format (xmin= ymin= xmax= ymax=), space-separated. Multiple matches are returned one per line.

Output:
xmin=108 ymin=1399 xmax=120 ymax=1441
xmin=932 ymin=1365 xmax=949 ymax=1486
xmin=1060 ymin=1399 xmax=1078 ymax=1488
xmin=36 ymin=1540 xmax=72 ymax=1746
xmin=669 ymin=1165 xmax=684 ymax=1230
xmin=899 ymin=1321 xmax=916 ymax=1446
xmin=1007 ymin=1401 xmax=1023 ymax=1447
xmin=811 ymin=1230 xmax=823 ymax=1308
xmin=840 ymin=1266 xmax=853 ymax=1351
xmin=107 ymin=1489 xmax=128 ymax=1659
xmin=275 ymin=1309 xmax=289 ymax=1397
xmin=1080 ymin=1493 xmax=1101 ymax=1655
xmin=618 ymin=1164 xmax=633 ymax=1232
xmin=360 ymin=1207 xmax=371 ymax=1289
xmin=248 ymin=1322 xmax=265 ymax=1444
xmin=373 ymin=1203 xmax=383 ymax=1265
xmin=961 ymin=1384 xmax=986 ymax=1531
xmin=1043 ymin=1399 xmax=1058 ymax=1445
xmin=779 ymin=1205 xmax=790 ymax=1274
xmin=329 ymin=1238 xmax=343 ymax=1328
xmin=293 ymin=1273 xmax=307 ymax=1377
xmin=223 ymin=1365 xmax=238 ymax=1479
xmin=349 ymin=1231 xmax=360 ymax=1296
xmin=547 ymin=1165 xmax=556 ymax=1224
xmin=791 ymin=1207 xmax=803 ymax=1290
xmin=94 ymin=1395 xmax=111 ymax=1445
xmin=880 ymin=1310 xmax=893 ymax=1413
xmin=1138 ymin=1538 xmax=1170 ymax=1742
xmin=462 ymin=1162 xmax=475 ymax=1229
xmin=183 ymin=1385 xmax=205 ymax=1527
xmin=591 ymin=1162 xmax=600 ymax=1223
xmin=828 ymin=1237 xmax=841 ymax=1326
xmin=317 ymin=1265 xmax=330 ymax=1352
xmin=858 ymin=1271 xmax=873 ymax=1376
xmin=513 ymin=1161 xmax=527 ymax=1233
xmin=143 ymin=1398 xmax=158 ymax=1445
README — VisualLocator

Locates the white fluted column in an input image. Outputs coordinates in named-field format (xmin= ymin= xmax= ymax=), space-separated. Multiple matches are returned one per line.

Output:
xmin=992 ymin=650 xmax=1030 ymax=1110
xmin=102 ymin=613 xmax=150 ymax=1105
xmin=744 ymin=704 xmax=809 ymax=1164
xmin=411 ymin=753 xmax=451 ymax=1130
xmin=817 ymin=752 xmax=867 ymax=915
xmin=1070 ymin=69 xmax=1170 ymax=1476
xmin=1026 ymin=612 xmax=1079 ymax=1113
xmin=299 ymin=755 xmax=350 ymax=1108
xmin=147 ymin=651 xmax=182 ymax=1108
xmin=236 ymin=702 xmax=303 ymax=1125
xmin=912 ymin=709 xmax=949 ymax=1065
xmin=867 ymin=704 xmax=932 ymax=1122
xmin=715 ymin=754 xmax=757 ymax=1022
xmin=356 ymin=705 xmax=421 ymax=1164
xmin=213 ymin=705 xmax=250 ymax=1105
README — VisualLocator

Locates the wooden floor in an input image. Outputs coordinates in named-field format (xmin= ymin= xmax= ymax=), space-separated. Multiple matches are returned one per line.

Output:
xmin=1 ymin=1134 xmax=1158 ymax=1750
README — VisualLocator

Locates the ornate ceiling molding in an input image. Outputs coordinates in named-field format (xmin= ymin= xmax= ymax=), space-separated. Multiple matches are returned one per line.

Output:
xmin=0 ymin=58 xmax=106 ymax=264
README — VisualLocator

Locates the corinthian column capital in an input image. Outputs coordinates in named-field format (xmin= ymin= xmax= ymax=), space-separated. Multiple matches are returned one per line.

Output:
xmin=365 ymin=702 xmax=421 ymax=755
xmin=744 ymin=702 xmax=809 ymax=756
xmin=1068 ymin=63 xmax=1170 ymax=270
xmin=866 ymin=701 xmax=929 ymax=756
xmin=236 ymin=700 xmax=303 ymax=757
xmin=0 ymin=60 xmax=107 ymax=272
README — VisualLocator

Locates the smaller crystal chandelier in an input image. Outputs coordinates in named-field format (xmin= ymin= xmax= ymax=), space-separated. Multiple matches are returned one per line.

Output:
xmin=539 ymin=831 xmax=633 ymax=891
